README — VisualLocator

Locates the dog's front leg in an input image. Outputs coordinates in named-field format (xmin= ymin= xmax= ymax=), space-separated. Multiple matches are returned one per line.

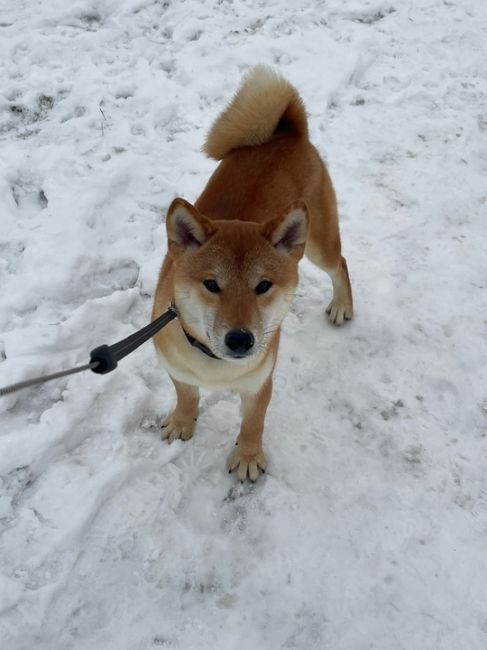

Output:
xmin=161 ymin=377 xmax=200 ymax=443
xmin=228 ymin=376 xmax=272 ymax=482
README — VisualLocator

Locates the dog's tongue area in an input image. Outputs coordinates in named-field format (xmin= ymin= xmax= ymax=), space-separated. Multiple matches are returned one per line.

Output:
xmin=0 ymin=2 xmax=486 ymax=650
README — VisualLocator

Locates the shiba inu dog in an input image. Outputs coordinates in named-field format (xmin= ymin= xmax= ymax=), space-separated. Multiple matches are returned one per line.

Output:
xmin=152 ymin=66 xmax=353 ymax=481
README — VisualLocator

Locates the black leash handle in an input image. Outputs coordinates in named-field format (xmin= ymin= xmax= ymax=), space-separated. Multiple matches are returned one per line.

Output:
xmin=0 ymin=306 xmax=178 ymax=397
xmin=89 ymin=306 xmax=177 ymax=374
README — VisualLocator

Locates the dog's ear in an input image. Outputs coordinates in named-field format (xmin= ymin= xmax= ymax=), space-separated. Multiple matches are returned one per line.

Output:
xmin=166 ymin=198 xmax=215 ymax=257
xmin=261 ymin=201 xmax=308 ymax=259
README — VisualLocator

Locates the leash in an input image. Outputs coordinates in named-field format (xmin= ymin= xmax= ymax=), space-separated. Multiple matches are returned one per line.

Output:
xmin=0 ymin=306 xmax=178 ymax=397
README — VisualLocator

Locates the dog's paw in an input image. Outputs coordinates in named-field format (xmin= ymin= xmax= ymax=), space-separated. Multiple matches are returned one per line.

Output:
xmin=161 ymin=412 xmax=196 ymax=443
xmin=326 ymin=299 xmax=353 ymax=326
xmin=228 ymin=446 xmax=267 ymax=482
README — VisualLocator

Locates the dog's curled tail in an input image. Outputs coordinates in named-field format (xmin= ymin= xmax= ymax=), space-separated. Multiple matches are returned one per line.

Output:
xmin=203 ymin=65 xmax=308 ymax=160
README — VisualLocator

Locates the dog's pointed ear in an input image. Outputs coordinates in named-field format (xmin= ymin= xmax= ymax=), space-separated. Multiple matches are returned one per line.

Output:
xmin=261 ymin=201 xmax=308 ymax=259
xmin=166 ymin=198 xmax=215 ymax=257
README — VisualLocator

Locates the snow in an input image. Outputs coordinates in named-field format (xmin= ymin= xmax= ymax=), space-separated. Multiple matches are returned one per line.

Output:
xmin=1 ymin=0 xmax=487 ymax=648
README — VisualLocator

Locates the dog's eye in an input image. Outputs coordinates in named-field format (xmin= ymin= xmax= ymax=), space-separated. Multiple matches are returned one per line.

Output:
xmin=255 ymin=280 xmax=273 ymax=295
xmin=203 ymin=279 xmax=220 ymax=294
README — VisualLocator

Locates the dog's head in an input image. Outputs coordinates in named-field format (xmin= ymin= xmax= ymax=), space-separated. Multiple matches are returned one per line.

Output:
xmin=166 ymin=198 xmax=308 ymax=360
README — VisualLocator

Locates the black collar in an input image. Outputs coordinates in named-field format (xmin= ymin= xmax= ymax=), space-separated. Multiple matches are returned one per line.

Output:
xmin=170 ymin=302 xmax=220 ymax=360
xmin=182 ymin=328 xmax=220 ymax=360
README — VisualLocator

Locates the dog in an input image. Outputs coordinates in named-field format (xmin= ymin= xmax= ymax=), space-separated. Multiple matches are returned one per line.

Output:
xmin=152 ymin=66 xmax=353 ymax=481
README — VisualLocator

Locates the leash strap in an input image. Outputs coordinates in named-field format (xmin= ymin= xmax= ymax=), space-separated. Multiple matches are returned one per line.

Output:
xmin=0 ymin=362 xmax=99 ymax=396
xmin=90 ymin=306 xmax=177 ymax=373
xmin=0 ymin=306 xmax=178 ymax=397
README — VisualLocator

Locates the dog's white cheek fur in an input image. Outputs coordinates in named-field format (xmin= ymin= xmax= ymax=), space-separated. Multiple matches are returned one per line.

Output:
xmin=260 ymin=290 xmax=296 ymax=346
xmin=175 ymin=283 xmax=216 ymax=345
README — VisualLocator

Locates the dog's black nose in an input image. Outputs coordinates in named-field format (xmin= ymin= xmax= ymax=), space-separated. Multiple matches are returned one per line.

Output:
xmin=225 ymin=329 xmax=255 ymax=356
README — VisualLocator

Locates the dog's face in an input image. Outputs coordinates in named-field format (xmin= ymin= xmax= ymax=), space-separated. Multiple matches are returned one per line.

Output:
xmin=166 ymin=198 xmax=308 ymax=360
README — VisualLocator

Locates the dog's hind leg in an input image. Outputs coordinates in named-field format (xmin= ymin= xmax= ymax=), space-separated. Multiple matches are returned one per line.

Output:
xmin=305 ymin=173 xmax=353 ymax=325
xmin=322 ymin=255 xmax=353 ymax=326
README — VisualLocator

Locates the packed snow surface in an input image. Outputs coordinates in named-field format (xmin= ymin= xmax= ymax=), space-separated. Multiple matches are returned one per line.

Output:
xmin=1 ymin=1 xmax=486 ymax=648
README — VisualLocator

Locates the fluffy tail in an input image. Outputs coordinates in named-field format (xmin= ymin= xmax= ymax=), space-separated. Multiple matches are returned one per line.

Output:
xmin=203 ymin=65 xmax=308 ymax=160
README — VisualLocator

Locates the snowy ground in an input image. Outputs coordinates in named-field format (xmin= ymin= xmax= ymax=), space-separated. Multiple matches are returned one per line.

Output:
xmin=1 ymin=0 xmax=486 ymax=648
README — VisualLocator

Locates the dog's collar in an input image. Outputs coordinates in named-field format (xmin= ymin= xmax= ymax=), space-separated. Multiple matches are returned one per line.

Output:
xmin=170 ymin=302 xmax=220 ymax=360
xmin=182 ymin=328 xmax=220 ymax=360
